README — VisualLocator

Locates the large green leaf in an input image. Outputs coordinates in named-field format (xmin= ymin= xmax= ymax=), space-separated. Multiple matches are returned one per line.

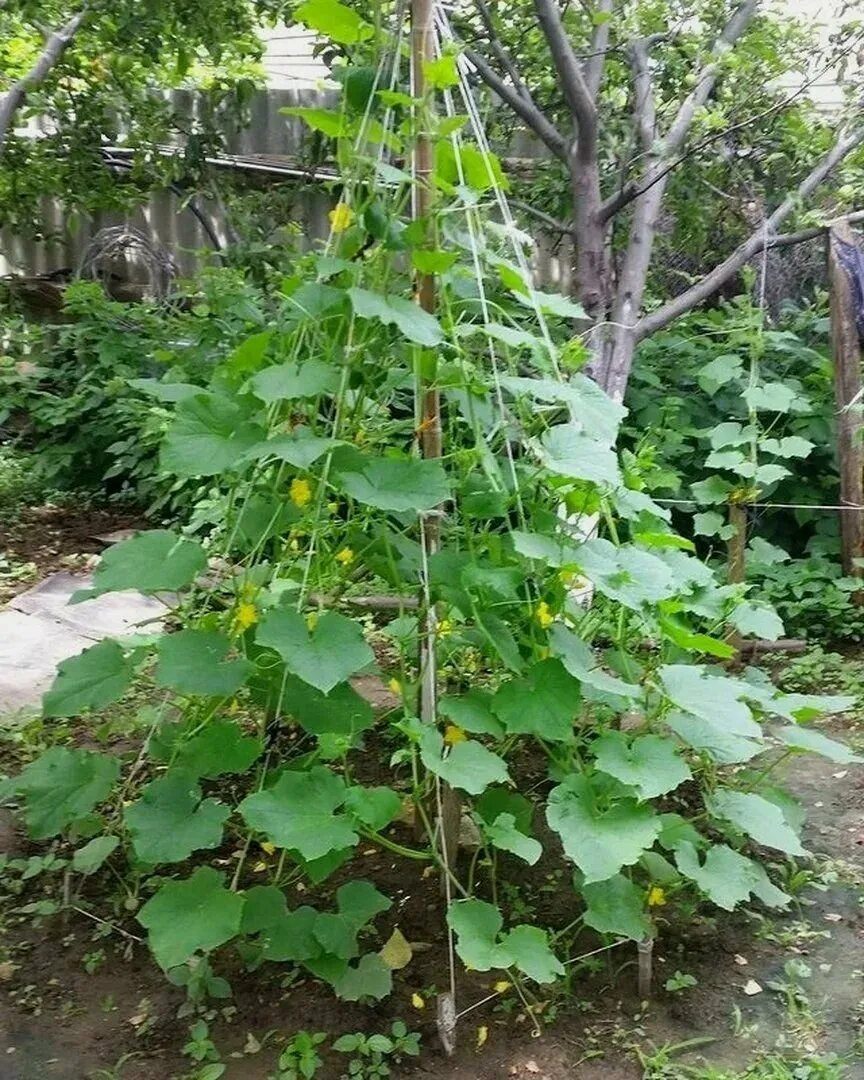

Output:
xmin=659 ymin=665 xmax=762 ymax=739
xmin=575 ymin=540 xmax=676 ymax=610
xmin=498 ymin=375 xmax=624 ymax=447
xmin=709 ymin=789 xmax=806 ymax=856
xmin=438 ymin=691 xmax=504 ymax=737
xmin=447 ymin=900 xmax=562 ymax=983
xmin=173 ymin=720 xmax=264 ymax=779
xmin=535 ymin=425 xmax=620 ymax=487
xmin=729 ymin=601 xmax=784 ymax=641
xmin=125 ymin=771 xmax=230 ymax=864
xmin=276 ymin=675 xmax=375 ymax=737
xmin=280 ymin=106 xmax=348 ymax=137
xmin=161 ymin=394 xmax=265 ymax=477
xmin=333 ymin=954 xmax=393 ymax=1002
xmin=138 ymin=867 xmax=245 ymax=970
xmin=248 ymin=360 xmax=339 ymax=404
xmin=256 ymin=611 xmax=374 ymax=694
xmin=664 ymin=711 xmax=763 ymax=765
xmin=8 ymin=747 xmax=119 ymax=840
xmin=243 ymin=430 xmax=341 ymax=469
xmin=43 ymin=640 xmax=134 ymax=718
xmin=419 ymin=727 xmax=510 ymax=795
xmin=776 ymin=724 xmax=862 ymax=764
xmin=549 ymin=624 xmax=641 ymax=699
xmin=349 ymin=287 xmax=443 ymax=346
xmin=546 ymin=775 xmax=660 ymax=883
xmin=675 ymin=842 xmax=789 ymax=911
xmin=238 ymin=766 xmax=357 ymax=861
xmin=294 ymin=0 xmax=373 ymax=44
xmin=592 ymin=731 xmax=691 ymax=800
xmin=332 ymin=449 xmax=450 ymax=512
xmin=491 ymin=660 xmax=580 ymax=742
xmin=344 ymin=786 xmax=403 ymax=831
xmin=77 ymin=529 xmax=207 ymax=598
xmin=155 ymin=630 xmax=252 ymax=698
xmin=582 ymin=874 xmax=651 ymax=941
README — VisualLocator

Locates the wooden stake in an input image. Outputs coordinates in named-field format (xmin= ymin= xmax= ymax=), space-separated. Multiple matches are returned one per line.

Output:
xmin=726 ymin=500 xmax=747 ymax=659
xmin=410 ymin=0 xmax=461 ymax=884
xmin=828 ymin=223 xmax=864 ymax=595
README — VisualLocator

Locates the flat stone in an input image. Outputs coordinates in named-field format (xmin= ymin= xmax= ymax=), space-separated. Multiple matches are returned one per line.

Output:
xmin=0 ymin=609 xmax=91 ymax=715
xmin=9 ymin=572 xmax=167 ymax=640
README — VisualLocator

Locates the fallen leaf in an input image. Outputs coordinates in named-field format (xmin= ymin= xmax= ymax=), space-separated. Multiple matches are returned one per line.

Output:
xmin=476 ymin=1025 xmax=488 ymax=1051
xmin=380 ymin=928 xmax=413 ymax=971
xmin=833 ymin=770 xmax=849 ymax=779
xmin=493 ymin=979 xmax=512 ymax=993
xmin=525 ymin=1062 xmax=541 ymax=1074
xmin=733 ymin=954 xmax=749 ymax=966
xmin=411 ymin=993 xmax=425 ymax=1010
xmin=824 ymin=913 xmax=843 ymax=922
xmin=743 ymin=979 xmax=763 ymax=996
xmin=243 ymin=1033 xmax=262 ymax=1054
xmin=0 ymin=962 xmax=18 ymax=981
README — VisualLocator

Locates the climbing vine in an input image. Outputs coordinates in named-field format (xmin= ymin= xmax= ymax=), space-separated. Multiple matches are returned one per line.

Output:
xmin=2 ymin=0 xmax=861 ymax=1020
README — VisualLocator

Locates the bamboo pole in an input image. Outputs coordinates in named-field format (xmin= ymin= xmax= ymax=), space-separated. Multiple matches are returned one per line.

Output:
xmin=828 ymin=222 xmax=864 ymax=596
xmin=410 ymin=0 xmax=461 ymax=879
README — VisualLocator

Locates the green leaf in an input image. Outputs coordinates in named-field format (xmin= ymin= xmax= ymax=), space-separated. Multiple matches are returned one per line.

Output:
xmin=693 ymin=511 xmax=726 ymax=538
xmin=499 ymin=376 xmax=624 ymax=447
xmin=698 ymin=354 xmax=743 ymax=393
xmin=475 ymin=788 xmax=534 ymax=836
xmin=332 ymin=449 xmax=450 ymax=512
xmin=238 ymin=766 xmax=357 ymax=861
xmin=485 ymin=813 xmax=542 ymax=865
xmin=280 ymin=107 xmax=348 ymax=137
xmin=761 ymin=435 xmax=814 ymax=459
xmin=248 ymin=360 xmax=339 ymax=404
xmin=446 ymin=899 xmax=505 ymax=970
xmin=173 ymin=720 xmax=263 ymax=779
xmin=754 ymin=463 xmax=790 ymax=486
xmin=8 ymin=748 xmax=119 ymax=840
xmin=333 ymin=954 xmax=392 ymax=1001
xmin=743 ymin=382 xmax=797 ymax=412
xmin=423 ymin=54 xmax=459 ymax=89
xmin=709 ymin=789 xmax=806 ymax=855
xmin=675 ymin=842 xmax=789 ymax=911
xmin=709 ymin=421 xmax=753 ymax=449
xmin=729 ymin=600 xmax=784 ymax=641
xmin=549 ymin=624 xmax=642 ymax=699
xmin=582 ymin=874 xmax=651 ymax=941
xmin=138 ymin=867 xmax=245 ymax=970
xmin=344 ymin=786 xmax=402 ymax=830
xmin=243 ymin=430 xmax=340 ymax=470
xmin=261 ymin=906 xmax=319 ymax=962
xmin=79 ymin=530 xmax=207 ymax=598
xmin=130 ymin=379 xmax=203 ymax=402
xmin=275 ymin=675 xmax=375 ymax=737
xmin=775 ymin=725 xmax=862 ymax=764
xmin=500 ymin=925 xmax=563 ymax=983
xmin=447 ymin=900 xmax=561 ymax=983
xmin=72 ymin=835 xmax=119 ymax=874
xmin=241 ymin=885 xmax=288 ymax=934
xmin=43 ymin=640 xmax=134 ymax=718
xmin=491 ymin=660 xmax=580 ymax=742
xmin=411 ymin=249 xmax=458 ymax=274
xmin=660 ymin=665 xmax=762 ymax=739
xmin=125 ymin=772 xmax=230 ymax=864
xmin=155 ymin=630 xmax=252 ymax=698
xmin=576 ymin=540 xmax=676 ymax=609
xmin=161 ymin=394 xmax=266 ymax=477
xmin=546 ymin=775 xmax=660 ymax=883
xmin=348 ymin=287 xmax=443 ymax=346
xmin=439 ymin=691 xmax=504 ymax=737
xmin=225 ymin=331 xmax=273 ymax=374
xmin=256 ymin=610 xmax=373 ymax=694
xmin=592 ymin=731 xmax=691 ymax=800
xmin=336 ymin=879 xmax=392 ymax=928
xmin=665 ymin=711 xmax=763 ymax=765
xmin=691 ymin=475 xmax=733 ymax=504
xmin=294 ymin=0 xmax=373 ymax=44
xmin=536 ymin=425 xmax=620 ymax=487
xmin=419 ymin=728 xmax=510 ymax=795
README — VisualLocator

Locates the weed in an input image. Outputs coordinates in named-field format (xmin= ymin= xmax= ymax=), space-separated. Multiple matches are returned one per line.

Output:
xmin=665 ymin=970 xmax=698 ymax=993
xmin=182 ymin=1019 xmax=221 ymax=1065
xmin=332 ymin=1022 xmax=421 ymax=1079
xmin=271 ymin=1030 xmax=327 ymax=1080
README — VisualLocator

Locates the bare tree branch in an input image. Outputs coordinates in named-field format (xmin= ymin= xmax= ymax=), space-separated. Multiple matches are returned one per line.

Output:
xmin=464 ymin=47 xmax=570 ymax=161
xmin=533 ymin=0 xmax=597 ymax=148
xmin=0 ymin=7 xmax=89 ymax=153
xmin=585 ymin=0 xmax=614 ymax=100
xmin=627 ymin=34 xmax=662 ymax=153
xmin=600 ymin=0 xmax=759 ymax=221
xmin=471 ymin=0 xmax=532 ymax=101
xmin=510 ymin=199 xmax=578 ymax=235
xmin=637 ymin=123 xmax=864 ymax=339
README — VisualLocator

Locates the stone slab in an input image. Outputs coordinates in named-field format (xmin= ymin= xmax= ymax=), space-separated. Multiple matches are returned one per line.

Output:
xmin=0 ymin=609 xmax=91 ymax=715
xmin=9 ymin=572 xmax=167 ymax=640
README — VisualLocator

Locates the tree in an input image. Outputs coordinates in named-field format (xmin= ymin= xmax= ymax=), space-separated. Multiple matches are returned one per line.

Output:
xmin=458 ymin=0 xmax=864 ymax=400
xmin=0 ymin=1 xmax=287 ymax=230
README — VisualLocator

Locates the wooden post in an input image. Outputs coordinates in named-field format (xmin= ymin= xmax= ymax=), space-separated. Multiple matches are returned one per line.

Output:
xmin=410 ymin=0 xmax=461 ymax=879
xmin=727 ymin=500 xmax=747 ymax=659
xmin=828 ymin=223 xmax=864 ymax=590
